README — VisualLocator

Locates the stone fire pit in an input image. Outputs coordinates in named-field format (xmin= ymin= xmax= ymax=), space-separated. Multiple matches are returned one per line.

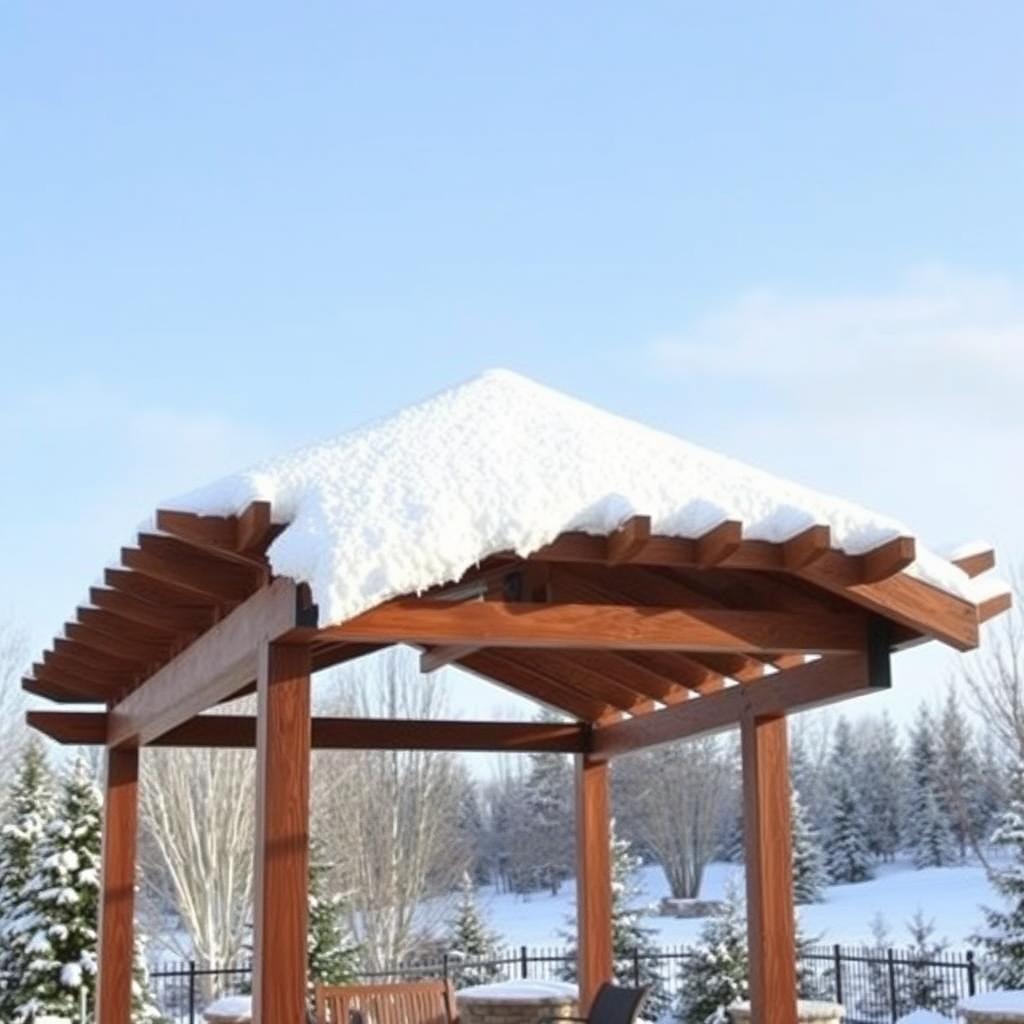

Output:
xmin=457 ymin=980 xmax=579 ymax=1024
xmin=729 ymin=999 xmax=844 ymax=1024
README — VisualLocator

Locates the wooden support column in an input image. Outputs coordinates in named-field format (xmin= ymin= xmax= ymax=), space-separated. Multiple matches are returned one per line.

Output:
xmin=575 ymin=754 xmax=613 ymax=1013
xmin=253 ymin=642 xmax=312 ymax=1024
xmin=96 ymin=747 xmax=139 ymax=1024
xmin=741 ymin=711 xmax=798 ymax=1024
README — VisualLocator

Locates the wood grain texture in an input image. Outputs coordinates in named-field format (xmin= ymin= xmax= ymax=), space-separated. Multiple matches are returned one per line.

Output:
xmin=322 ymin=600 xmax=867 ymax=655
xmin=741 ymin=713 xmax=797 ymax=1024
xmin=107 ymin=578 xmax=308 ymax=748
xmin=253 ymin=642 xmax=311 ymax=1024
xmin=951 ymin=547 xmax=996 ymax=578
xmin=96 ymin=747 xmax=139 ymax=1024
xmin=575 ymin=754 xmax=612 ymax=1013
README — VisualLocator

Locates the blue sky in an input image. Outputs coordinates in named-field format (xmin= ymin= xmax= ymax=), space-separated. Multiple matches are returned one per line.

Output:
xmin=2 ymin=2 xmax=1021 ymax=722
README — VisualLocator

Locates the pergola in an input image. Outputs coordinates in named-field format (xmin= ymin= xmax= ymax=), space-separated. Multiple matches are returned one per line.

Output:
xmin=23 ymin=374 xmax=1011 ymax=1024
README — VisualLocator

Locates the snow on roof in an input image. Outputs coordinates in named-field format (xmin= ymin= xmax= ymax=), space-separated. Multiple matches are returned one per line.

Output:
xmin=162 ymin=369 xmax=986 ymax=627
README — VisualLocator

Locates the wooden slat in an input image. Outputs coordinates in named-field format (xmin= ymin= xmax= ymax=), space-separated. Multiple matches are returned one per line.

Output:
xmin=253 ymin=641 xmax=311 ymax=1024
xmin=591 ymin=640 xmax=889 ymax=758
xmin=64 ymin=622 xmax=168 ymax=666
xmin=420 ymin=645 xmax=480 ymax=674
xmin=104 ymin=568 xmax=223 ymax=611
xmin=782 ymin=525 xmax=832 ymax=570
xmin=980 ymin=590 xmax=1013 ymax=623
xmin=31 ymin=660 xmax=114 ymax=698
xmin=565 ymin=650 xmax=696 ymax=704
xmin=123 ymin=541 xmax=262 ymax=603
xmin=742 ymin=712 xmax=797 ymax=1024
xmin=321 ymin=599 xmax=868 ymax=655
xmin=89 ymin=586 xmax=216 ymax=633
xmin=696 ymin=520 xmax=743 ymax=567
xmin=76 ymin=606 xmax=180 ymax=646
xmin=861 ymin=536 xmax=917 ymax=584
xmin=23 ymin=676 xmax=94 ymax=703
xmin=575 ymin=754 xmax=613 ymax=1012
xmin=96 ymin=747 xmax=139 ymax=1024
xmin=509 ymin=650 xmax=656 ymax=715
xmin=237 ymin=501 xmax=276 ymax=555
xmin=107 ymin=578 xmax=314 ymax=748
xmin=607 ymin=516 xmax=652 ymax=564
xmin=155 ymin=509 xmax=238 ymax=549
xmin=951 ymin=546 xmax=996 ymax=578
xmin=27 ymin=710 xmax=589 ymax=753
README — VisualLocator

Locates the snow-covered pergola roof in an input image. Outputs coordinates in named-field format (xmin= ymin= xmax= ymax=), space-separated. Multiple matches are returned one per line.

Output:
xmin=22 ymin=370 xmax=1012 ymax=1024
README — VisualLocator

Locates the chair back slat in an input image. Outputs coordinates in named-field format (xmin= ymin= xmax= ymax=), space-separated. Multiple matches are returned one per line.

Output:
xmin=587 ymin=984 xmax=648 ymax=1024
xmin=315 ymin=980 xmax=457 ymax=1024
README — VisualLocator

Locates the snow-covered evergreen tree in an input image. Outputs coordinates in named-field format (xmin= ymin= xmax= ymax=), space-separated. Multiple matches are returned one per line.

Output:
xmin=896 ymin=911 xmax=954 ymax=1017
xmin=859 ymin=714 xmax=904 ymax=862
xmin=855 ymin=915 xmax=894 ymax=1023
xmin=678 ymin=879 xmax=749 ymax=1024
xmin=907 ymin=706 xmax=956 ymax=869
xmin=308 ymin=839 xmax=360 ymax=986
xmin=973 ymin=765 xmax=1024 ymax=988
xmin=937 ymin=689 xmax=980 ymax=862
xmin=826 ymin=718 xmax=873 ymax=884
xmin=560 ymin=824 xmax=668 ymax=1015
xmin=447 ymin=873 xmax=503 ymax=987
xmin=13 ymin=755 xmax=160 ymax=1022
xmin=523 ymin=713 xmax=573 ymax=894
xmin=0 ymin=738 xmax=54 ymax=1022
xmin=791 ymin=789 xmax=827 ymax=904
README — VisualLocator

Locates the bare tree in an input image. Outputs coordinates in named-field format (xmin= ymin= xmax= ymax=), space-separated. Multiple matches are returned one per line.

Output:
xmin=139 ymin=745 xmax=255 ymax=971
xmin=618 ymin=734 xmax=733 ymax=898
xmin=963 ymin=569 xmax=1024 ymax=763
xmin=0 ymin=620 xmax=28 ymax=784
xmin=315 ymin=650 xmax=469 ymax=972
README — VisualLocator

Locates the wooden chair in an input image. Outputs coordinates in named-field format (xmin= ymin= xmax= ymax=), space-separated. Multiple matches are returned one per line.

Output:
xmin=315 ymin=980 xmax=458 ymax=1024
xmin=540 ymin=984 xmax=648 ymax=1024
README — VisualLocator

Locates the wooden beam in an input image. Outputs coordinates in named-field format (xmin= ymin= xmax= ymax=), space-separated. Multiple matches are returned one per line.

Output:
xmin=696 ymin=520 xmax=743 ymax=567
xmin=321 ymin=600 xmax=867 ymax=655
xmin=606 ymin=516 xmax=652 ymax=564
xmin=590 ymin=635 xmax=890 ymax=759
xmin=122 ymin=544 xmax=260 ymax=604
xmin=253 ymin=641 xmax=311 ymax=1024
xmin=77 ymin=606 xmax=180 ymax=646
xmin=861 ymin=536 xmax=917 ymax=584
xmin=45 ymin=647 xmax=137 ymax=690
xmin=64 ymin=622 xmax=168 ymax=666
xmin=782 ymin=525 xmax=832 ymax=570
xmin=575 ymin=754 xmax=613 ymax=1013
xmin=980 ymin=590 xmax=1014 ymax=623
xmin=509 ymin=650 xmax=656 ymax=715
xmin=28 ymin=710 xmax=590 ymax=753
xmin=107 ymin=578 xmax=315 ymax=748
xmin=31 ymin=660 xmax=113 ymax=698
xmin=96 ymin=747 xmax=139 ymax=1024
xmin=742 ymin=712 xmax=797 ymax=1024
xmin=951 ymin=545 xmax=996 ymax=578
xmin=23 ymin=676 xmax=93 ymax=704
xmin=237 ymin=500 xmax=276 ymax=555
xmin=420 ymin=645 xmax=480 ymax=674
xmin=105 ymin=568 xmax=223 ymax=611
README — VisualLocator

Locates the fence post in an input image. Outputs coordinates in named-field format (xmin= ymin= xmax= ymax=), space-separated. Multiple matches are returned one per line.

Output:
xmin=188 ymin=959 xmax=196 ymax=1024
xmin=521 ymin=946 xmax=529 ymax=980
xmin=633 ymin=948 xmax=640 ymax=987
xmin=967 ymin=950 xmax=977 ymax=997
xmin=443 ymin=953 xmax=450 ymax=983
xmin=832 ymin=945 xmax=843 ymax=1005
xmin=887 ymin=949 xmax=898 ymax=1023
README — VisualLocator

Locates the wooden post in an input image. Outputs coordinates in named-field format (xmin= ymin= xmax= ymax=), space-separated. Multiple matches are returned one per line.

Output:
xmin=741 ymin=711 xmax=798 ymax=1024
xmin=253 ymin=642 xmax=311 ymax=1024
xmin=96 ymin=746 xmax=139 ymax=1024
xmin=575 ymin=754 xmax=612 ymax=1012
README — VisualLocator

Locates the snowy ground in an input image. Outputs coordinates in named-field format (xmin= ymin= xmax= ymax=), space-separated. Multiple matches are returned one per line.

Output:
xmin=480 ymin=859 xmax=1000 ymax=950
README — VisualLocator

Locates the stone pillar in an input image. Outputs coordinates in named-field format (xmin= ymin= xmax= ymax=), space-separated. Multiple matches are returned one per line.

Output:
xmin=959 ymin=992 xmax=1024 ymax=1024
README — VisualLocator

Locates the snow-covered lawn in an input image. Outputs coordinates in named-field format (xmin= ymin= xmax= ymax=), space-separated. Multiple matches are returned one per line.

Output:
xmin=480 ymin=859 xmax=1000 ymax=950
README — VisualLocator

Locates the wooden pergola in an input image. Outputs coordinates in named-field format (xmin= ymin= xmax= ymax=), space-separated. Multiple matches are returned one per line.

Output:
xmin=25 ymin=502 xmax=1010 ymax=1024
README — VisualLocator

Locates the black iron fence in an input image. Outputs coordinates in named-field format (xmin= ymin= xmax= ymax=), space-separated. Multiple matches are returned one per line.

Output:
xmin=148 ymin=944 xmax=988 ymax=1024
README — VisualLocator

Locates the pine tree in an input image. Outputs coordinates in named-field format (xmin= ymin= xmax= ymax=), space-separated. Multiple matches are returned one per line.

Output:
xmin=826 ymin=719 xmax=873 ymax=884
xmin=791 ymin=789 xmax=827 ymax=904
xmin=308 ymin=839 xmax=360 ymax=986
xmin=523 ymin=713 xmax=573 ymax=894
xmin=895 ymin=911 xmax=954 ymax=1016
xmin=560 ymin=824 xmax=668 ymax=1015
xmin=973 ymin=765 xmax=1024 ymax=988
xmin=937 ymin=688 xmax=980 ymax=862
xmin=447 ymin=873 xmax=503 ymax=987
xmin=0 ymin=738 xmax=55 ymax=1022
xmin=678 ymin=879 xmax=749 ymax=1024
xmin=859 ymin=714 xmax=904 ymax=862
xmin=907 ymin=706 xmax=956 ymax=869
xmin=855 ymin=915 xmax=894 ymax=1023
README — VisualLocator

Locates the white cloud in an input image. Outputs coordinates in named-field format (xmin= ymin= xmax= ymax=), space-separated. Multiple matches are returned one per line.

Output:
xmin=651 ymin=266 xmax=1024 ymax=416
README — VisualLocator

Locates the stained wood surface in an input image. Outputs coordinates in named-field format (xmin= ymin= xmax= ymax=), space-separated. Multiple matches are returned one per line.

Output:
xmin=575 ymin=755 xmax=613 ymax=1012
xmin=742 ymin=713 xmax=797 ymax=1024
xmin=253 ymin=642 xmax=312 ymax=1024
xmin=96 ymin=747 xmax=139 ymax=1024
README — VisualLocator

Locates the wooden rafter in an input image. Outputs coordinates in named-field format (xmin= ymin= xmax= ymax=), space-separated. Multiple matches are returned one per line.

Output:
xmin=951 ymin=546 xmax=996 ymax=578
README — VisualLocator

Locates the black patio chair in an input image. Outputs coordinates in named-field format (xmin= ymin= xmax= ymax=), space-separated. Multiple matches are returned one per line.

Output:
xmin=541 ymin=984 xmax=649 ymax=1024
